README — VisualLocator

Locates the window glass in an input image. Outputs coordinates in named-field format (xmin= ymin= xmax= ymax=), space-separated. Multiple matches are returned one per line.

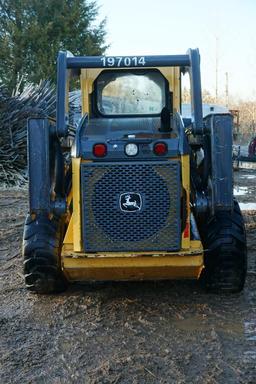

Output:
xmin=97 ymin=71 xmax=166 ymax=115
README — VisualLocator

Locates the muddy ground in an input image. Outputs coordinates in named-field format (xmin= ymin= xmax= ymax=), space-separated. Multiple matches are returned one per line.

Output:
xmin=1 ymin=170 xmax=256 ymax=384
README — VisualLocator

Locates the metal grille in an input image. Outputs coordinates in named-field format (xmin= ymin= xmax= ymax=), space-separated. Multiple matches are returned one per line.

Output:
xmin=81 ymin=161 xmax=181 ymax=252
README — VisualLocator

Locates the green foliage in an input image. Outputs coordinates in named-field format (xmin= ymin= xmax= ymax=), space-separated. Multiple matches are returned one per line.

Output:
xmin=0 ymin=0 xmax=108 ymax=91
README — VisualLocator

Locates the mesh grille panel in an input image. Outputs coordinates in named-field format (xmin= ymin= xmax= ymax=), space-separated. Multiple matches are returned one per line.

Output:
xmin=81 ymin=161 xmax=181 ymax=252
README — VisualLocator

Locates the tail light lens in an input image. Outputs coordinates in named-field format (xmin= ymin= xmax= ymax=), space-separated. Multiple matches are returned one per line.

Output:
xmin=183 ymin=222 xmax=190 ymax=238
xmin=93 ymin=143 xmax=107 ymax=157
xmin=154 ymin=142 xmax=168 ymax=155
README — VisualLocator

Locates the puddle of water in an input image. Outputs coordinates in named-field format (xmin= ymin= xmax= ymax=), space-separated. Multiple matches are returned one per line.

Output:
xmin=242 ymin=175 xmax=256 ymax=179
xmin=244 ymin=321 xmax=256 ymax=341
xmin=238 ymin=162 xmax=256 ymax=170
xmin=234 ymin=186 xmax=249 ymax=196
xmin=239 ymin=203 xmax=256 ymax=211
xmin=172 ymin=316 xmax=206 ymax=332
xmin=173 ymin=316 xmax=243 ymax=334
xmin=244 ymin=319 xmax=256 ymax=362
xmin=244 ymin=351 xmax=256 ymax=359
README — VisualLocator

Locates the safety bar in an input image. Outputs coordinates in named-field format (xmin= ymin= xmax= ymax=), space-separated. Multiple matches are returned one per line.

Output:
xmin=66 ymin=55 xmax=190 ymax=69
xmin=56 ymin=49 xmax=204 ymax=137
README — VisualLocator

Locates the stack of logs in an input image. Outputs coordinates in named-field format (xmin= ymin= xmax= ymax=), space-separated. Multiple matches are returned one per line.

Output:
xmin=0 ymin=82 xmax=80 ymax=187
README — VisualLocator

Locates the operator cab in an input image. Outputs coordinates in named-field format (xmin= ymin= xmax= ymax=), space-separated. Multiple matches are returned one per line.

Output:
xmin=88 ymin=68 xmax=173 ymax=135
xmin=73 ymin=68 xmax=178 ymax=160
xmin=75 ymin=68 xmax=179 ymax=160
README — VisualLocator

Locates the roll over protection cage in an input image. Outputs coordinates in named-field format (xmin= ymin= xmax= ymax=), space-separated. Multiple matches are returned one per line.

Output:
xmin=56 ymin=49 xmax=204 ymax=137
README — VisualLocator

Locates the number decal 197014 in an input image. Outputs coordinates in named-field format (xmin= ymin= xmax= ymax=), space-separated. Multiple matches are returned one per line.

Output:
xmin=101 ymin=56 xmax=146 ymax=67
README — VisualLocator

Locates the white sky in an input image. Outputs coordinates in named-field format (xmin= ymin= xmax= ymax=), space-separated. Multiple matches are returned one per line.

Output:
xmin=98 ymin=0 xmax=256 ymax=101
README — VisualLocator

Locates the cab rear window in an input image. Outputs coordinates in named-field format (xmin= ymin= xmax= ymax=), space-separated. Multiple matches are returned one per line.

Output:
xmin=96 ymin=71 xmax=166 ymax=116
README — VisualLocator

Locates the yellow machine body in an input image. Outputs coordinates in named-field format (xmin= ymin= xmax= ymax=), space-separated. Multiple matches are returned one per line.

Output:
xmin=61 ymin=66 xmax=204 ymax=282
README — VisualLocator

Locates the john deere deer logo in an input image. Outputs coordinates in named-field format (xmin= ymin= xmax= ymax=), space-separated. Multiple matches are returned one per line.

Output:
xmin=120 ymin=193 xmax=142 ymax=212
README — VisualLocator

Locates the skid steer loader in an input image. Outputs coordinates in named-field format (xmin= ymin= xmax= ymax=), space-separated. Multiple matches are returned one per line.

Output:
xmin=23 ymin=49 xmax=247 ymax=293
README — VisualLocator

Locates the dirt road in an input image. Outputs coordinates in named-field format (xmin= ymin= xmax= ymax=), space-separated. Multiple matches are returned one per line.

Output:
xmin=1 ymin=170 xmax=256 ymax=384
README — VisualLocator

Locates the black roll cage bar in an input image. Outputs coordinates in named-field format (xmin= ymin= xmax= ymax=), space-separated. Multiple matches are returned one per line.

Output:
xmin=56 ymin=49 xmax=203 ymax=137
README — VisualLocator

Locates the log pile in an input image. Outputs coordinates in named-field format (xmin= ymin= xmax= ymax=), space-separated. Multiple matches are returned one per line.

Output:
xmin=0 ymin=82 xmax=80 ymax=187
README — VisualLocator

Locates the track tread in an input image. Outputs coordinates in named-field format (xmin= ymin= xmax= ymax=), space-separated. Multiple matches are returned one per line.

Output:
xmin=22 ymin=214 xmax=67 ymax=294
xmin=201 ymin=200 xmax=247 ymax=293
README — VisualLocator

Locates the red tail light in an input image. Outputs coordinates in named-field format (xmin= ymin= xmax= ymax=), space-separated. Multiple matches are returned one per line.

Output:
xmin=183 ymin=222 xmax=190 ymax=238
xmin=154 ymin=142 xmax=168 ymax=155
xmin=93 ymin=143 xmax=107 ymax=157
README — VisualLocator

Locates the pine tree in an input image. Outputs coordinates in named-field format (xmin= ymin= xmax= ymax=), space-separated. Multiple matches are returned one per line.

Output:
xmin=0 ymin=0 xmax=108 ymax=91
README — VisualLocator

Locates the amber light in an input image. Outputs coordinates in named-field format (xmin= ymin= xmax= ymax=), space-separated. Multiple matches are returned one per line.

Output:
xmin=154 ymin=142 xmax=168 ymax=155
xmin=93 ymin=143 xmax=107 ymax=157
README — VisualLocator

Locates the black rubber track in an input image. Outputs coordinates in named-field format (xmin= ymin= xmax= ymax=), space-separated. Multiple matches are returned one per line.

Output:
xmin=23 ymin=214 xmax=67 ymax=293
xmin=200 ymin=200 xmax=247 ymax=293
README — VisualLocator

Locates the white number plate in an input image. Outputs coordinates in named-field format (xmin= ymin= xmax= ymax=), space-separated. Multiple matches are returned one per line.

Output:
xmin=101 ymin=56 xmax=146 ymax=67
